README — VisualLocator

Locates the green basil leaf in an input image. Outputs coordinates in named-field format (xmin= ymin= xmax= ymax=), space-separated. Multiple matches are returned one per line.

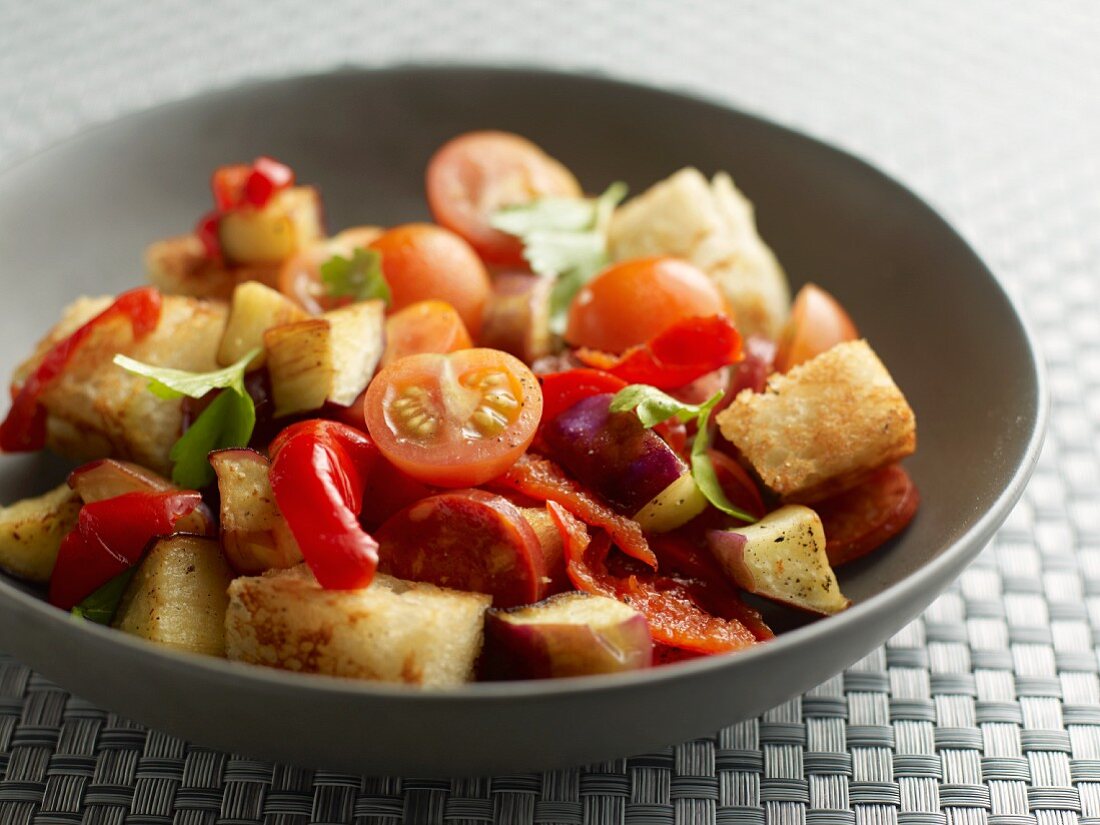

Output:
xmin=70 ymin=567 xmax=137 ymax=625
xmin=169 ymin=389 xmax=256 ymax=489
xmin=320 ymin=247 xmax=391 ymax=305
xmin=609 ymin=384 xmax=704 ymax=428
xmin=690 ymin=394 xmax=756 ymax=523
xmin=114 ymin=348 xmax=260 ymax=400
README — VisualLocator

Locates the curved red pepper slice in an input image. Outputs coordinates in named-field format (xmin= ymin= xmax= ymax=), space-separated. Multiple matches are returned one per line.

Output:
xmin=489 ymin=453 xmax=656 ymax=569
xmin=1 ymin=287 xmax=163 ymax=453
xmin=48 ymin=489 xmax=204 ymax=610
xmin=538 ymin=369 xmax=628 ymax=427
xmin=269 ymin=420 xmax=380 ymax=590
xmin=548 ymin=502 xmax=766 ymax=654
xmin=573 ymin=315 xmax=742 ymax=390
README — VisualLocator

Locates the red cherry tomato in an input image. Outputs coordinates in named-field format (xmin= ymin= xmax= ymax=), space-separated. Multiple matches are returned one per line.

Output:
xmin=363 ymin=348 xmax=542 ymax=487
xmin=774 ymin=284 xmax=858 ymax=372
xmin=426 ymin=131 xmax=582 ymax=266
xmin=382 ymin=300 xmax=473 ymax=366
xmin=565 ymin=257 xmax=728 ymax=353
xmin=815 ymin=464 xmax=920 ymax=566
xmin=369 ymin=224 xmax=491 ymax=336
xmin=277 ymin=227 xmax=385 ymax=314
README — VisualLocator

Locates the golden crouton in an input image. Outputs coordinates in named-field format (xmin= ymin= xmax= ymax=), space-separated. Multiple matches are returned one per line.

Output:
xmin=717 ymin=340 xmax=916 ymax=502
xmin=609 ymin=168 xmax=790 ymax=338
xmin=225 ymin=565 xmax=490 ymax=687
xmin=13 ymin=294 xmax=227 ymax=474
xmin=144 ymin=233 xmax=279 ymax=300
xmin=0 ymin=483 xmax=81 ymax=583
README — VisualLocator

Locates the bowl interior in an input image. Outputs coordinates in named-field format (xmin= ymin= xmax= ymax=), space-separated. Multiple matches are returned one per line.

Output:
xmin=0 ymin=66 xmax=1041 ymax=654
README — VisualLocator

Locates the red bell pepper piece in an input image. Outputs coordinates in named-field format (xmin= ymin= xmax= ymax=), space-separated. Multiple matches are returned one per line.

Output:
xmin=548 ymin=503 xmax=769 ymax=654
xmin=243 ymin=156 xmax=295 ymax=207
xmin=489 ymin=453 xmax=656 ymax=569
xmin=195 ymin=210 xmax=223 ymax=260
xmin=574 ymin=315 xmax=742 ymax=390
xmin=48 ymin=489 xmax=205 ymax=610
xmin=269 ymin=420 xmax=380 ymax=590
xmin=538 ymin=369 xmax=628 ymax=427
xmin=201 ymin=157 xmax=296 ymax=260
xmin=211 ymin=164 xmax=253 ymax=212
xmin=1 ymin=287 xmax=162 ymax=453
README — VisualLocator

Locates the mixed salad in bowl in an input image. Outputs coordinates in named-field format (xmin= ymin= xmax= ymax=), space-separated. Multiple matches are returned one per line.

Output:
xmin=0 ymin=132 xmax=918 ymax=686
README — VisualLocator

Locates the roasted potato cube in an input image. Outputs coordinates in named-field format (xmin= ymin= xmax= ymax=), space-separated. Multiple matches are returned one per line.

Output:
xmin=608 ymin=167 xmax=790 ymax=338
xmin=218 ymin=187 xmax=324 ymax=267
xmin=14 ymin=295 xmax=228 ymax=474
xmin=716 ymin=340 xmax=916 ymax=502
xmin=0 ymin=484 xmax=81 ymax=583
xmin=218 ymin=281 xmax=309 ymax=369
xmin=323 ymin=300 xmax=385 ymax=406
xmin=225 ymin=565 xmax=490 ymax=686
xmin=113 ymin=535 xmax=234 ymax=656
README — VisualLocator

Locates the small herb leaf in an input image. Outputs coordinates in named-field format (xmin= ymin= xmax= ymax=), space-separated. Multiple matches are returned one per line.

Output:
xmin=71 ymin=567 xmax=137 ymax=625
xmin=114 ymin=348 xmax=259 ymax=400
xmin=690 ymin=394 xmax=756 ymax=523
xmin=320 ymin=247 xmax=391 ymax=305
xmin=609 ymin=384 xmax=703 ymax=428
xmin=169 ymin=389 xmax=256 ymax=489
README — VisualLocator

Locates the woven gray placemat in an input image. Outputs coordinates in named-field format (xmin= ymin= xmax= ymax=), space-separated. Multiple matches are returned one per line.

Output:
xmin=1 ymin=1 xmax=1098 ymax=822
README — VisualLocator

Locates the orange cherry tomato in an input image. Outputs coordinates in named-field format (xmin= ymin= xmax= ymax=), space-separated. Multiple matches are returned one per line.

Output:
xmin=426 ymin=131 xmax=582 ymax=267
xmin=368 ymin=223 xmax=491 ymax=336
xmin=565 ymin=256 xmax=728 ymax=353
xmin=774 ymin=284 xmax=859 ymax=372
xmin=363 ymin=348 xmax=542 ymax=487
xmin=278 ymin=226 xmax=384 ymax=314
xmin=382 ymin=300 xmax=473 ymax=366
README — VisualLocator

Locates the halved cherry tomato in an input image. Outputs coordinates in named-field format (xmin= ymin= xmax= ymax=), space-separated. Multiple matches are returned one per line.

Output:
xmin=382 ymin=300 xmax=472 ymax=366
xmin=368 ymin=224 xmax=491 ymax=336
xmin=574 ymin=315 xmax=742 ymax=390
xmin=815 ymin=464 xmax=919 ymax=566
xmin=774 ymin=284 xmax=858 ymax=372
xmin=278 ymin=227 xmax=384 ymax=314
xmin=426 ymin=130 xmax=581 ymax=267
xmin=377 ymin=489 xmax=546 ymax=607
xmin=565 ymin=257 xmax=728 ymax=353
xmin=363 ymin=348 xmax=541 ymax=487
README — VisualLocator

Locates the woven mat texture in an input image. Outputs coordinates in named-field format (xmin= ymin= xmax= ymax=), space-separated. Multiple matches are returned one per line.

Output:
xmin=0 ymin=1 xmax=1098 ymax=823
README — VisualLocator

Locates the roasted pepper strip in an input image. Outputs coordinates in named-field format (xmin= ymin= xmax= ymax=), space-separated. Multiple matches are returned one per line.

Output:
xmin=538 ymin=369 xmax=628 ymax=428
xmin=574 ymin=315 xmax=742 ymax=390
xmin=489 ymin=453 xmax=656 ymax=568
xmin=269 ymin=420 xmax=379 ymax=590
xmin=0 ymin=287 xmax=163 ymax=452
xmin=48 ymin=489 xmax=205 ymax=610
xmin=549 ymin=502 xmax=765 ymax=654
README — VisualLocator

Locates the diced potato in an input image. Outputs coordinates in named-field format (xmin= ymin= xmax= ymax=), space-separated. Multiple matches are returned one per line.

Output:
xmin=263 ymin=318 xmax=333 ymax=417
xmin=209 ymin=448 xmax=302 ymax=574
xmin=323 ymin=300 xmax=385 ymax=406
xmin=14 ymin=296 xmax=228 ymax=474
xmin=219 ymin=187 xmax=324 ymax=266
xmin=225 ymin=565 xmax=490 ymax=686
xmin=716 ymin=340 xmax=916 ymax=502
xmin=218 ymin=281 xmax=309 ymax=369
xmin=709 ymin=505 xmax=850 ymax=615
xmin=608 ymin=167 xmax=790 ymax=338
xmin=264 ymin=300 xmax=385 ymax=415
xmin=0 ymin=484 xmax=82 ymax=583
xmin=113 ymin=534 xmax=234 ymax=656
xmin=144 ymin=233 xmax=280 ymax=300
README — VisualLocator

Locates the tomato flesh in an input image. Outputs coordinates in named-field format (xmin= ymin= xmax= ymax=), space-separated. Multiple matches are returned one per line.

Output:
xmin=815 ymin=464 xmax=919 ymax=566
xmin=775 ymin=284 xmax=858 ymax=372
xmin=364 ymin=348 xmax=541 ymax=487
xmin=565 ymin=257 xmax=728 ymax=353
xmin=426 ymin=131 xmax=581 ymax=266
xmin=382 ymin=300 xmax=472 ymax=366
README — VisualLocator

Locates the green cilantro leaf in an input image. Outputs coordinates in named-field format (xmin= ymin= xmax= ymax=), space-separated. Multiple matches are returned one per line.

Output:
xmin=71 ymin=567 xmax=137 ymax=625
xmin=113 ymin=348 xmax=259 ymax=400
xmin=115 ymin=348 xmax=260 ymax=489
xmin=609 ymin=384 xmax=705 ymax=428
xmin=612 ymin=384 xmax=757 ymax=523
xmin=320 ymin=247 xmax=391 ymax=305
xmin=491 ymin=181 xmax=627 ymax=335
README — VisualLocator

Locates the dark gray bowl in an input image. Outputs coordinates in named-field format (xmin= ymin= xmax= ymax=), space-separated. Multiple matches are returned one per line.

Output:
xmin=0 ymin=66 xmax=1044 ymax=776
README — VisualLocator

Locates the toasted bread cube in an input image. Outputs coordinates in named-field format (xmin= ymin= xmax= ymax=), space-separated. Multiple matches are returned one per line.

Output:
xmin=0 ymin=484 xmax=81 ymax=583
xmin=144 ymin=233 xmax=280 ymax=300
xmin=113 ymin=535 xmax=234 ymax=656
xmin=225 ymin=565 xmax=490 ymax=686
xmin=14 ymin=295 xmax=227 ymax=473
xmin=716 ymin=340 xmax=916 ymax=502
xmin=609 ymin=168 xmax=790 ymax=338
